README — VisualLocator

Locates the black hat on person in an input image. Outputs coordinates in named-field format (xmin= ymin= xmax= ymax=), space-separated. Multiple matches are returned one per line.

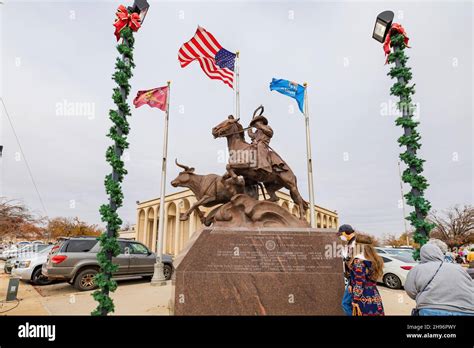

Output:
xmin=338 ymin=224 xmax=354 ymax=235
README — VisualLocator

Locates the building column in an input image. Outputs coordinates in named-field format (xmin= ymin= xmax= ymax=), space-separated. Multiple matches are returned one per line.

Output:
xmin=174 ymin=200 xmax=182 ymax=255
xmin=162 ymin=202 xmax=169 ymax=254
xmin=189 ymin=210 xmax=196 ymax=239
xmin=135 ymin=208 xmax=141 ymax=241
xmin=143 ymin=208 xmax=149 ymax=245
xmin=151 ymin=204 xmax=158 ymax=253
xmin=288 ymin=202 xmax=294 ymax=217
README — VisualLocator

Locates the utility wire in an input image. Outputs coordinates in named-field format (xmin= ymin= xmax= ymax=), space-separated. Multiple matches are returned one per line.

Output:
xmin=0 ymin=97 xmax=48 ymax=216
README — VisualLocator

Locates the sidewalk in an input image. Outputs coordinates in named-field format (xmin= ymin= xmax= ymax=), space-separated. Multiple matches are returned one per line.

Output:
xmin=1 ymin=261 xmax=412 ymax=315
xmin=0 ymin=262 xmax=171 ymax=315
xmin=38 ymin=280 xmax=172 ymax=315
xmin=0 ymin=266 xmax=49 ymax=315
xmin=379 ymin=286 xmax=414 ymax=315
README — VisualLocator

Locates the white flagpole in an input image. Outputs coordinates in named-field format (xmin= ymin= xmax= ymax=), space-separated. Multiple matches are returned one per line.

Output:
xmin=303 ymin=82 xmax=316 ymax=228
xmin=234 ymin=51 xmax=240 ymax=118
xmin=152 ymin=80 xmax=171 ymax=286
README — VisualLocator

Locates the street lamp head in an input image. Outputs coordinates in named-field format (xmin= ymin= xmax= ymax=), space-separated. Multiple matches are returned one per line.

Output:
xmin=372 ymin=10 xmax=394 ymax=43
xmin=128 ymin=0 xmax=150 ymax=25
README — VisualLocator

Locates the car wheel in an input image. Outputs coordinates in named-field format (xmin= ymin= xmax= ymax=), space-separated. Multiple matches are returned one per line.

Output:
xmin=383 ymin=273 xmax=402 ymax=289
xmin=74 ymin=268 xmax=98 ymax=291
xmin=163 ymin=264 xmax=172 ymax=280
xmin=32 ymin=267 xmax=53 ymax=285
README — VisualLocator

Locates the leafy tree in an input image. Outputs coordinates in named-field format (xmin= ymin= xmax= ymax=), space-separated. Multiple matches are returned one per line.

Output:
xmin=46 ymin=217 xmax=102 ymax=239
xmin=383 ymin=231 xmax=415 ymax=247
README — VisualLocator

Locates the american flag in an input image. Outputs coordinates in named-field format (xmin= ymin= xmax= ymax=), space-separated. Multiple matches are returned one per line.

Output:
xmin=178 ymin=26 xmax=236 ymax=89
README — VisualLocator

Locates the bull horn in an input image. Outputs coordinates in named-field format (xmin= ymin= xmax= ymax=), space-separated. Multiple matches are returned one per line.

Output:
xmin=175 ymin=158 xmax=190 ymax=172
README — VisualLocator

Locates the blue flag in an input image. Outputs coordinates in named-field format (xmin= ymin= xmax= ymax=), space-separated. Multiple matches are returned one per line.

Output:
xmin=269 ymin=78 xmax=305 ymax=114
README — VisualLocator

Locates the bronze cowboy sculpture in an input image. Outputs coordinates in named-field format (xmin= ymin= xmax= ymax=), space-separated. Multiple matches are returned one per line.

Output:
xmin=247 ymin=105 xmax=286 ymax=173
xmin=212 ymin=105 xmax=308 ymax=219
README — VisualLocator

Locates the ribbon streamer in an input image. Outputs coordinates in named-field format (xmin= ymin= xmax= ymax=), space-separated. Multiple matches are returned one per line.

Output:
xmin=383 ymin=23 xmax=410 ymax=64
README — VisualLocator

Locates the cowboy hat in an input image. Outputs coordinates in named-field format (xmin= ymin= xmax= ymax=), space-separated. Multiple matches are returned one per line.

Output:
xmin=249 ymin=105 xmax=268 ymax=126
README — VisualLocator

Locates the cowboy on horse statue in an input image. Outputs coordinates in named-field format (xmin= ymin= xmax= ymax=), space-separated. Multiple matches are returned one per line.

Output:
xmin=212 ymin=105 xmax=308 ymax=220
xmin=247 ymin=105 xmax=286 ymax=173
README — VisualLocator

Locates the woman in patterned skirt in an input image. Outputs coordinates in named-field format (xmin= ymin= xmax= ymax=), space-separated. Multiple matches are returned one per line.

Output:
xmin=348 ymin=235 xmax=385 ymax=316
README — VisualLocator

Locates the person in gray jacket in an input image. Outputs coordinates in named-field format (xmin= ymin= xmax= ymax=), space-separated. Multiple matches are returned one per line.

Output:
xmin=405 ymin=243 xmax=474 ymax=316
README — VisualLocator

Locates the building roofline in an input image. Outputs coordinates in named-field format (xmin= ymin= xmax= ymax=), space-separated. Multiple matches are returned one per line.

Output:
xmin=137 ymin=188 xmax=337 ymax=215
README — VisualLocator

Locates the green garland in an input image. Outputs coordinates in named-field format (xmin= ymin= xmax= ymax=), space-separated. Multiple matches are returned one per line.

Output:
xmin=92 ymin=25 xmax=136 ymax=316
xmin=387 ymin=33 xmax=434 ymax=260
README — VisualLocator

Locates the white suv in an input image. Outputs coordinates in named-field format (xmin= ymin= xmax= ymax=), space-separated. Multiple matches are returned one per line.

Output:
xmin=11 ymin=245 xmax=54 ymax=285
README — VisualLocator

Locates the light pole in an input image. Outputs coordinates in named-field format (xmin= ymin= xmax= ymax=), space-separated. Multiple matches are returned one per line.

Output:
xmin=398 ymin=161 xmax=410 ymax=246
xmin=372 ymin=11 xmax=433 ymax=258
xmin=93 ymin=0 xmax=149 ymax=316
xmin=128 ymin=0 xmax=149 ymax=24
xmin=371 ymin=10 xmax=394 ymax=43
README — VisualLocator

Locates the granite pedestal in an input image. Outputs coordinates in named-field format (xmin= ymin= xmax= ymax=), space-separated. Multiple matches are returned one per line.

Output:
xmin=172 ymin=227 xmax=344 ymax=315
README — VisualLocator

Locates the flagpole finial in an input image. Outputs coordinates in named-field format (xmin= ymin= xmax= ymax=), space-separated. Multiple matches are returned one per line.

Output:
xmin=303 ymin=82 xmax=308 ymax=87
xmin=236 ymin=51 xmax=240 ymax=58
xmin=167 ymin=80 xmax=171 ymax=85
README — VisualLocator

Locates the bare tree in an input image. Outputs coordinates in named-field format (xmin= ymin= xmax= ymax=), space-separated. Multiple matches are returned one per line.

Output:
xmin=0 ymin=198 xmax=45 ymax=240
xmin=429 ymin=205 xmax=474 ymax=249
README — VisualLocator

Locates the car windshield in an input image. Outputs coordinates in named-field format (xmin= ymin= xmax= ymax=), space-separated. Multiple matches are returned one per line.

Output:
xmin=20 ymin=244 xmax=48 ymax=252
xmin=392 ymin=254 xmax=416 ymax=263
xmin=385 ymin=249 xmax=413 ymax=256
xmin=39 ymin=246 xmax=53 ymax=254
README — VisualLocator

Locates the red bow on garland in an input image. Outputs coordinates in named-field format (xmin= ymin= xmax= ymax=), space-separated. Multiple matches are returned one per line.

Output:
xmin=113 ymin=4 xmax=141 ymax=41
xmin=383 ymin=23 xmax=410 ymax=64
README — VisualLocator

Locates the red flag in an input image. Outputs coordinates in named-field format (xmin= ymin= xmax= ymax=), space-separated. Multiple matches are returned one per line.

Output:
xmin=133 ymin=86 xmax=168 ymax=111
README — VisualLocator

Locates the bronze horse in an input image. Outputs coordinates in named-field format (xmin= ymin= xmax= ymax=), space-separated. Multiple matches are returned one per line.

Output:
xmin=211 ymin=115 xmax=308 ymax=220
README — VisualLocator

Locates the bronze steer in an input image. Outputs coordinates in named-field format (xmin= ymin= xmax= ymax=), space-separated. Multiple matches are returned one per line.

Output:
xmin=171 ymin=160 xmax=259 ymax=225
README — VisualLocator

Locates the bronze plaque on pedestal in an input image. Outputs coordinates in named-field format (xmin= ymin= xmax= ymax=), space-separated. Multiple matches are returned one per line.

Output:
xmin=173 ymin=227 xmax=344 ymax=315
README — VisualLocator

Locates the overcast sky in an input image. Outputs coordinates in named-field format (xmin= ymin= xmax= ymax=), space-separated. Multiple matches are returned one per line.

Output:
xmin=0 ymin=0 xmax=472 ymax=238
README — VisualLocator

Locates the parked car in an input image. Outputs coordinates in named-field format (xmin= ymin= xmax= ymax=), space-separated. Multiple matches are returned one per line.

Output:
xmin=11 ymin=245 xmax=54 ymax=285
xmin=43 ymin=237 xmax=174 ymax=291
xmin=375 ymin=247 xmax=414 ymax=257
xmin=1 ymin=244 xmax=49 ymax=261
xmin=376 ymin=253 xmax=418 ymax=289
xmin=3 ymin=244 xmax=50 ymax=274
xmin=4 ymin=257 xmax=18 ymax=274
xmin=0 ymin=245 xmax=18 ymax=260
